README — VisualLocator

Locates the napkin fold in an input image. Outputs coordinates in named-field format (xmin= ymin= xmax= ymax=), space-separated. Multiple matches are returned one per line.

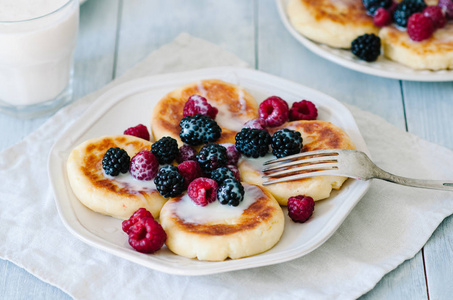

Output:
xmin=1 ymin=33 xmax=452 ymax=300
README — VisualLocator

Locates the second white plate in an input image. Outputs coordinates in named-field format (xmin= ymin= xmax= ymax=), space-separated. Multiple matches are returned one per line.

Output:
xmin=48 ymin=67 xmax=371 ymax=275
xmin=276 ymin=0 xmax=453 ymax=82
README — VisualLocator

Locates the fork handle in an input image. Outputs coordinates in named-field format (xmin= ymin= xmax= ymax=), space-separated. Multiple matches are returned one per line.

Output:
xmin=373 ymin=169 xmax=453 ymax=191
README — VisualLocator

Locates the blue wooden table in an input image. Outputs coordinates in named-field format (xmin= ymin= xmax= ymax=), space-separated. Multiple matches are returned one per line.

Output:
xmin=1 ymin=1 xmax=452 ymax=299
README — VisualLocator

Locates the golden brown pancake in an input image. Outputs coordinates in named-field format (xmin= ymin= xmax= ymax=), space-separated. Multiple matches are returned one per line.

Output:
xmin=239 ymin=120 xmax=356 ymax=205
xmin=287 ymin=0 xmax=379 ymax=48
xmin=67 ymin=135 xmax=167 ymax=220
xmin=159 ymin=184 xmax=284 ymax=261
xmin=379 ymin=23 xmax=453 ymax=70
xmin=151 ymin=79 xmax=259 ymax=146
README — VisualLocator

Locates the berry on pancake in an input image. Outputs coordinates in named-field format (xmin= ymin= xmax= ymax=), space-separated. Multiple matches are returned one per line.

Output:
xmin=235 ymin=128 xmax=271 ymax=158
xmin=217 ymin=178 xmax=245 ymax=207
xmin=130 ymin=150 xmax=159 ymax=181
xmin=179 ymin=114 xmax=222 ymax=146
xmin=407 ymin=12 xmax=435 ymax=41
xmin=196 ymin=143 xmax=228 ymax=174
xmin=102 ymin=147 xmax=130 ymax=176
xmin=154 ymin=166 xmax=185 ymax=198
xmin=258 ymin=96 xmax=289 ymax=127
xmin=187 ymin=177 xmax=218 ymax=206
xmin=151 ymin=136 xmax=179 ymax=164
xmin=271 ymin=129 xmax=303 ymax=158
xmin=124 ymin=124 xmax=150 ymax=141
xmin=289 ymin=100 xmax=318 ymax=121
xmin=183 ymin=94 xmax=218 ymax=119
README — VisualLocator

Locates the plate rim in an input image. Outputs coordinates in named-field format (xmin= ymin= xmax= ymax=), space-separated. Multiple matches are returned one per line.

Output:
xmin=48 ymin=66 xmax=371 ymax=275
xmin=275 ymin=0 xmax=453 ymax=82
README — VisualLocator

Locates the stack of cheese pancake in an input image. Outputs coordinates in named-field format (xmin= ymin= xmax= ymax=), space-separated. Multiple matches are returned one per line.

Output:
xmin=67 ymin=79 xmax=356 ymax=261
xmin=287 ymin=0 xmax=453 ymax=70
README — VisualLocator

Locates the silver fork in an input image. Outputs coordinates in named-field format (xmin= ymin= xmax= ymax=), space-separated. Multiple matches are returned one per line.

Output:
xmin=262 ymin=149 xmax=453 ymax=191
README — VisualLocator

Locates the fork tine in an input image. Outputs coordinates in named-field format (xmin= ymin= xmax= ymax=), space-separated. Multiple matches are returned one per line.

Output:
xmin=262 ymin=155 xmax=339 ymax=172
xmin=262 ymin=170 xmax=341 ymax=185
xmin=263 ymin=149 xmax=340 ymax=165
xmin=263 ymin=162 xmax=338 ymax=178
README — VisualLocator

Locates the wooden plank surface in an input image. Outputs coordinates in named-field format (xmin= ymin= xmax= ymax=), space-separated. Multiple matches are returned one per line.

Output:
xmin=0 ymin=0 xmax=120 ymax=298
xmin=403 ymin=81 xmax=453 ymax=300
xmin=1 ymin=0 xmax=452 ymax=299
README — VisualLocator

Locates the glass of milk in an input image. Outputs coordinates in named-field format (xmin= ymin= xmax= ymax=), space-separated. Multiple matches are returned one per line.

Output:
xmin=0 ymin=0 xmax=79 ymax=118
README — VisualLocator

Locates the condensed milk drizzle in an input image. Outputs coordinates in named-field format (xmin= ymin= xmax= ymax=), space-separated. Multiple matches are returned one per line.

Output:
xmin=103 ymin=170 xmax=157 ymax=193
xmin=173 ymin=184 xmax=264 ymax=224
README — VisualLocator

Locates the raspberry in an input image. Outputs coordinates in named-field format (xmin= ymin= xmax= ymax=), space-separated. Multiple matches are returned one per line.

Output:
xmin=127 ymin=217 xmax=167 ymax=253
xmin=177 ymin=160 xmax=202 ymax=188
xmin=373 ymin=7 xmax=392 ymax=27
xmin=217 ymin=179 xmax=245 ymax=207
xmin=122 ymin=208 xmax=153 ymax=234
xmin=289 ymin=100 xmax=318 ymax=121
xmin=235 ymin=128 xmax=271 ymax=158
xmin=362 ymin=0 xmax=393 ymax=15
xmin=130 ymin=150 xmax=159 ymax=181
xmin=179 ymin=114 xmax=222 ymax=146
xmin=226 ymin=164 xmax=241 ymax=181
xmin=258 ymin=96 xmax=289 ymax=127
xmin=175 ymin=145 xmax=197 ymax=163
xmin=423 ymin=6 xmax=447 ymax=28
xmin=351 ymin=33 xmax=381 ymax=62
xmin=393 ymin=0 xmax=427 ymax=27
xmin=102 ymin=147 xmax=130 ymax=176
xmin=271 ymin=129 xmax=303 ymax=158
xmin=287 ymin=195 xmax=315 ymax=223
xmin=196 ymin=143 xmax=228 ymax=174
xmin=220 ymin=143 xmax=241 ymax=165
xmin=187 ymin=178 xmax=218 ymax=206
xmin=439 ymin=0 xmax=453 ymax=19
xmin=154 ymin=166 xmax=185 ymax=198
xmin=151 ymin=137 xmax=179 ymax=164
xmin=123 ymin=124 xmax=150 ymax=141
xmin=407 ymin=13 xmax=435 ymax=41
xmin=243 ymin=118 xmax=268 ymax=131
xmin=183 ymin=95 xmax=218 ymax=120
xmin=210 ymin=167 xmax=237 ymax=185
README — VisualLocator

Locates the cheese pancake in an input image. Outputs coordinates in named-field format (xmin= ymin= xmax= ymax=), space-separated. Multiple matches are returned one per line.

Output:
xmin=239 ymin=120 xmax=356 ymax=205
xmin=67 ymin=135 xmax=167 ymax=220
xmin=379 ymin=23 xmax=453 ymax=70
xmin=287 ymin=0 xmax=379 ymax=48
xmin=151 ymin=79 xmax=259 ymax=147
xmin=159 ymin=184 xmax=284 ymax=261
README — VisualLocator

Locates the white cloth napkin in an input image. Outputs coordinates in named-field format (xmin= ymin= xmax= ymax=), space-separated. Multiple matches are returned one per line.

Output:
xmin=1 ymin=33 xmax=452 ymax=300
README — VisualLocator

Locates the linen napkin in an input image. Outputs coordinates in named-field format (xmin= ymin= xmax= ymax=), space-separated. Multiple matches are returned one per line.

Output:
xmin=1 ymin=33 xmax=453 ymax=300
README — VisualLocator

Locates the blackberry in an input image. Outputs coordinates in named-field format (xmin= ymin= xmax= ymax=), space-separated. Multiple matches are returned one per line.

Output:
xmin=210 ymin=167 xmax=236 ymax=185
xmin=153 ymin=165 xmax=185 ymax=198
xmin=271 ymin=129 xmax=303 ymax=158
xmin=217 ymin=179 xmax=245 ymax=207
xmin=102 ymin=147 xmax=130 ymax=176
xmin=362 ymin=0 xmax=392 ymax=15
xmin=393 ymin=0 xmax=427 ymax=27
xmin=235 ymin=128 xmax=271 ymax=158
xmin=196 ymin=143 xmax=228 ymax=174
xmin=179 ymin=114 xmax=221 ymax=146
xmin=351 ymin=34 xmax=381 ymax=62
xmin=151 ymin=136 xmax=178 ymax=164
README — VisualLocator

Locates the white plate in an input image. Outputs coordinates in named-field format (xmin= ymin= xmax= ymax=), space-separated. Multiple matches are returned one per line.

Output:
xmin=276 ymin=0 xmax=453 ymax=82
xmin=48 ymin=67 xmax=371 ymax=275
